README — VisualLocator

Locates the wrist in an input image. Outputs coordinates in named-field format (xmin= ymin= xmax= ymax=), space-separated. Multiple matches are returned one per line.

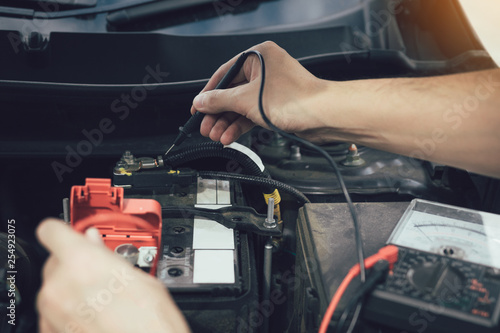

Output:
xmin=308 ymin=77 xmax=400 ymax=146
xmin=303 ymin=78 xmax=368 ymax=143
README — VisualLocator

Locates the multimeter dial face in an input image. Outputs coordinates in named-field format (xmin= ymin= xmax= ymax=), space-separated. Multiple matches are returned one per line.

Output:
xmin=388 ymin=200 xmax=500 ymax=269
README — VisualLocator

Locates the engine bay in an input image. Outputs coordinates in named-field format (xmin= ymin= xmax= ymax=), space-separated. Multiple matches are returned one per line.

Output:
xmin=1 ymin=0 xmax=500 ymax=332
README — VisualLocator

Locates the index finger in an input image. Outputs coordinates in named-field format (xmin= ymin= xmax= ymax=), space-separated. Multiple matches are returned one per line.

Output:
xmin=202 ymin=41 xmax=271 ymax=93
xmin=191 ymin=52 xmax=248 ymax=115
xmin=202 ymin=52 xmax=247 ymax=93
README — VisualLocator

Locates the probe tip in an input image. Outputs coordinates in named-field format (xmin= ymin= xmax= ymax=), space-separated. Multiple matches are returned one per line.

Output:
xmin=164 ymin=144 xmax=175 ymax=157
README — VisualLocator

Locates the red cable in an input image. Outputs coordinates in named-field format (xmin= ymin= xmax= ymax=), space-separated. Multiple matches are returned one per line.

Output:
xmin=318 ymin=245 xmax=399 ymax=333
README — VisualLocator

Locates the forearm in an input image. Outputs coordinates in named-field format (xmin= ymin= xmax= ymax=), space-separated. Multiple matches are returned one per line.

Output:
xmin=192 ymin=41 xmax=499 ymax=178
xmin=316 ymin=69 xmax=500 ymax=178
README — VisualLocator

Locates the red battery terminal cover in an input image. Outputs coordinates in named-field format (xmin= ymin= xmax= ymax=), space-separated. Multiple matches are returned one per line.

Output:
xmin=70 ymin=178 xmax=162 ymax=275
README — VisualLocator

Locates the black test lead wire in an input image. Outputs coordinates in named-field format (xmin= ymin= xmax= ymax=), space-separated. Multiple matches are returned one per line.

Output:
xmin=244 ymin=49 xmax=367 ymax=285
xmin=247 ymin=50 xmax=367 ymax=331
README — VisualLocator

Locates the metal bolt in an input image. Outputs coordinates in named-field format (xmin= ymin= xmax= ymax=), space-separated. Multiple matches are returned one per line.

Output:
xmin=341 ymin=144 xmax=365 ymax=167
xmin=115 ymin=244 xmax=139 ymax=265
xmin=62 ymin=198 xmax=70 ymax=223
xmin=144 ymin=253 xmax=154 ymax=264
xmin=264 ymin=197 xmax=277 ymax=229
xmin=122 ymin=151 xmax=135 ymax=164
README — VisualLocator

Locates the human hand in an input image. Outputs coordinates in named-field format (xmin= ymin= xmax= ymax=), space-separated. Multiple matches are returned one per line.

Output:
xmin=191 ymin=41 xmax=335 ymax=145
xmin=36 ymin=219 xmax=190 ymax=333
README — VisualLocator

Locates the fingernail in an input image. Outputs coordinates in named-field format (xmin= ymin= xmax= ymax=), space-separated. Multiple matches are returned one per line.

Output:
xmin=193 ymin=93 xmax=205 ymax=110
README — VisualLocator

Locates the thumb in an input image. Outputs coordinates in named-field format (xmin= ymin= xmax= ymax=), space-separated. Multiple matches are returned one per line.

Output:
xmin=193 ymin=87 xmax=245 ymax=116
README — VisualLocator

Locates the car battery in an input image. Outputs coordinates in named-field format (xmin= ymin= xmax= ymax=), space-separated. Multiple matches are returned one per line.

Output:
xmin=113 ymin=167 xmax=260 ymax=333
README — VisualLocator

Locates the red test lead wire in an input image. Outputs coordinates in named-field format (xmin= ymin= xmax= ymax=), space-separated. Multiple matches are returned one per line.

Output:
xmin=318 ymin=245 xmax=399 ymax=333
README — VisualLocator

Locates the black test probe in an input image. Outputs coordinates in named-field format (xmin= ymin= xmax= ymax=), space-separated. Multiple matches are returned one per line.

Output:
xmin=164 ymin=52 xmax=250 ymax=156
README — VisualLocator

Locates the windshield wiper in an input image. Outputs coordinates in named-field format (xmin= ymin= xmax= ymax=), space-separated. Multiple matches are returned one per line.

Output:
xmin=0 ymin=0 xmax=96 ymax=17
xmin=0 ymin=5 xmax=34 ymax=17
xmin=0 ymin=0 xmax=96 ymax=9
xmin=0 ymin=0 xmax=155 ymax=19
xmin=106 ymin=0 xmax=216 ymax=26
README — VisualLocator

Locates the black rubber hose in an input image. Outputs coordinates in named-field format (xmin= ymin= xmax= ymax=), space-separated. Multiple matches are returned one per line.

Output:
xmin=198 ymin=171 xmax=310 ymax=204
xmin=164 ymin=141 xmax=269 ymax=178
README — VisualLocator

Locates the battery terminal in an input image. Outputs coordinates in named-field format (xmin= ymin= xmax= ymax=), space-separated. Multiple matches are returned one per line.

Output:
xmin=114 ymin=151 xmax=164 ymax=174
